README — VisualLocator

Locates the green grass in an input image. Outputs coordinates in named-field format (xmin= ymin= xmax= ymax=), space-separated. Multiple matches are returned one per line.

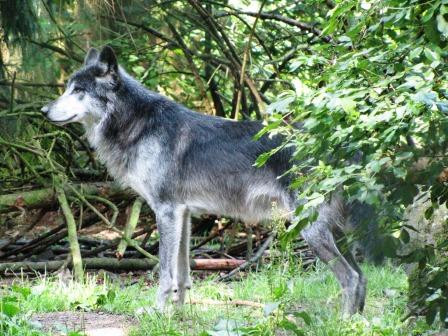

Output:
xmin=0 ymin=261 xmax=443 ymax=335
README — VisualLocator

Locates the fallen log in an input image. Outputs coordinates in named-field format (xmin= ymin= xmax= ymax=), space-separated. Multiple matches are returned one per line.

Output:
xmin=190 ymin=258 xmax=244 ymax=270
xmin=0 ymin=182 xmax=133 ymax=214
xmin=0 ymin=258 xmax=245 ymax=273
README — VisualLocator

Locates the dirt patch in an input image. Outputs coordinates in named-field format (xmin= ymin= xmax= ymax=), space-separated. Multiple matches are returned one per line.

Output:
xmin=31 ymin=311 xmax=137 ymax=336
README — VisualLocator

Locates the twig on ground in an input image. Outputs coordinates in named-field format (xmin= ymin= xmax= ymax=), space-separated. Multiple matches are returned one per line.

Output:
xmin=218 ymin=233 xmax=275 ymax=282
xmin=189 ymin=298 xmax=265 ymax=308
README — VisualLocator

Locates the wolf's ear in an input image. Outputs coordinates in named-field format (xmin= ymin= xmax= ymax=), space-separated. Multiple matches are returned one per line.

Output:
xmin=84 ymin=48 xmax=99 ymax=66
xmin=98 ymin=46 xmax=118 ymax=75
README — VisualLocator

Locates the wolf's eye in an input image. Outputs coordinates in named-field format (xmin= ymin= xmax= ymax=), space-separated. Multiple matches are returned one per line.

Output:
xmin=73 ymin=87 xmax=84 ymax=94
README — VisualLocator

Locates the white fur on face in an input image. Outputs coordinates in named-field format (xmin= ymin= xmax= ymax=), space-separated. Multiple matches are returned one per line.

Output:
xmin=46 ymin=83 xmax=92 ymax=125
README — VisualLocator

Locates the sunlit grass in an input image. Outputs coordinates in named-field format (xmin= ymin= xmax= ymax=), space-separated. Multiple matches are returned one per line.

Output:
xmin=0 ymin=260 xmax=441 ymax=335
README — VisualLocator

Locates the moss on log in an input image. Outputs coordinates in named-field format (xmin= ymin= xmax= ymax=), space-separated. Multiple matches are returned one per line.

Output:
xmin=0 ymin=182 xmax=133 ymax=214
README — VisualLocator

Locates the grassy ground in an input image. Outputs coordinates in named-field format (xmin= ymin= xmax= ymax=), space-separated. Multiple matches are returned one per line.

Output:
xmin=0 ymin=260 xmax=443 ymax=336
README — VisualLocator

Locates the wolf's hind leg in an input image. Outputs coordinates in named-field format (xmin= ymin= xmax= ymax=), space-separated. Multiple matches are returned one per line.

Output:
xmin=334 ymin=229 xmax=367 ymax=312
xmin=155 ymin=204 xmax=184 ymax=310
xmin=300 ymin=200 xmax=366 ymax=317
xmin=172 ymin=207 xmax=192 ymax=305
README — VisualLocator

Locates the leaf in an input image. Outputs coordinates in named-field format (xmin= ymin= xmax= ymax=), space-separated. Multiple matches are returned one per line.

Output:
xmin=293 ymin=311 xmax=312 ymax=325
xmin=437 ymin=5 xmax=448 ymax=36
xmin=413 ymin=91 xmax=437 ymax=106
xmin=272 ymin=281 xmax=288 ymax=299
xmin=426 ymin=305 xmax=438 ymax=325
xmin=340 ymin=97 xmax=357 ymax=114
xmin=366 ymin=160 xmax=381 ymax=173
xmin=266 ymin=95 xmax=296 ymax=114
xmin=212 ymin=319 xmax=240 ymax=333
xmin=409 ymin=46 xmax=423 ymax=60
xmin=395 ymin=151 xmax=413 ymax=163
xmin=424 ymin=17 xmax=442 ymax=44
xmin=399 ymin=228 xmax=410 ymax=244
xmin=132 ymin=65 xmax=145 ymax=76
xmin=254 ymin=152 xmax=271 ymax=168
xmin=253 ymin=119 xmax=282 ymax=140
xmin=278 ymin=319 xmax=305 ymax=336
xmin=440 ymin=300 xmax=448 ymax=323
xmin=264 ymin=302 xmax=280 ymax=316
xmin=423 ymin=4 xmax=440 ymax=23
xmin=322 ymin=1 xmax=355 ymax=35
xmin=67 ymin=332 xmax=85 ymax=336
xmin=382 ymin=236 xmax=399 ymax=258
xmin=430 ymin=271 xmax=447 ymax=287
xmin=128 ymin=54 xmax=139 ymax=62
xmin=424 ymin=206 xmax=434 ymax=220
xmin=292 ymin=79 xmax=312 ymax=97
xmin=1 ymin=301 xmax=20 ymax=317
xmin=11 ymin=285 xmax=31 ymax=299
xmin=436 ymin=102 xmax=448 ymax=113
xmin=304 ymin=193 xmax=325 ymax=209
xmin=424 ymin=48 xmax=441 ymax=62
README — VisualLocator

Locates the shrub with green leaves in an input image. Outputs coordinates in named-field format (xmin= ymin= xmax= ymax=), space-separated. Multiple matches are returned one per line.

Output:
xmin=262 ymin=0 xmax=448 ymax=324
xmin=0 ymin=285 xmax=42 ymax=336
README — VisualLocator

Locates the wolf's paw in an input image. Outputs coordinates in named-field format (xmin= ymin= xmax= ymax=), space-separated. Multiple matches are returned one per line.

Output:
xmin=135 ymin=306 xmax=160 ymax=316
xmin=172 ymin=289 xmax=185 ymax=305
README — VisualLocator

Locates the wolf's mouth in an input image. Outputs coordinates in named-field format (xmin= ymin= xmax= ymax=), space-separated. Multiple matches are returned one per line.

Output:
xmin=48 ymin=114 xmax=77 ymax=124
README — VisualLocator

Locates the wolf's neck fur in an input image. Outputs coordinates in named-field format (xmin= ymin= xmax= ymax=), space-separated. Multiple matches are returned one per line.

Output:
xmin=81 ymin=73 xmax=158 ymax=189
xmin=82 ymin=109 xmax=137 ymax=184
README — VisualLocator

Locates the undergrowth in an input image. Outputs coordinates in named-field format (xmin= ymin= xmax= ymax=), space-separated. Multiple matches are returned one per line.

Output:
xmin=0 ymin=260 xmax=443 ymax=335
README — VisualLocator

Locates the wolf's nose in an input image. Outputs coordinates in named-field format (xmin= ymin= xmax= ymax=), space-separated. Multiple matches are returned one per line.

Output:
xmin=41 ymin=105 xmax=49 ymax=114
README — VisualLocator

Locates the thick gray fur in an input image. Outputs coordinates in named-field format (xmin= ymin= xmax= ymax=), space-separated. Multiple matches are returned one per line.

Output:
xmin=41 ymin=46 xmax=366 ymax=316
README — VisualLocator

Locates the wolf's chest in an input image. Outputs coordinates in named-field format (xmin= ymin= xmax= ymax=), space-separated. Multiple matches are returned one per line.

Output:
xmin=100 ymin=141 xmax=164 ymax=204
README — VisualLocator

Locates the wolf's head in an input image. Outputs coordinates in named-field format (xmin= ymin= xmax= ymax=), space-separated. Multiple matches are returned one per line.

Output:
xmin=41 ymin=46 xmax=119 ymax=125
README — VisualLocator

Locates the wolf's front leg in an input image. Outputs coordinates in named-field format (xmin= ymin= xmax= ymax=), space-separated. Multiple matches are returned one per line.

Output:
xmin=172 ymin=208 xmax=192 ymax=305
xmin=155 ymin=204 xmax=184 ymax=310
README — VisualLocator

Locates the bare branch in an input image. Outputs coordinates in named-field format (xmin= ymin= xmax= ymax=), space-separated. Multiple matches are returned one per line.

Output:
xmin=216 ymin=10 xmax=334 ymax=43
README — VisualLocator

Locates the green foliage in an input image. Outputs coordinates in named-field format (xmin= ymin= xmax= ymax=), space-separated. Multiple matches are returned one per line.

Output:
xmin=260 ymin=0 xmax=448 ymax=324
xmin=0 ymin=285 xmax=43 ymax=336
xmin=263 ymin=0 xmax=448 ymax=322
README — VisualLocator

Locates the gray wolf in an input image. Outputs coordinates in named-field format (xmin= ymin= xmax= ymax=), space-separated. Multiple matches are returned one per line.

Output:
xmin=41 ymin=46 xmax=366 ymax=316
